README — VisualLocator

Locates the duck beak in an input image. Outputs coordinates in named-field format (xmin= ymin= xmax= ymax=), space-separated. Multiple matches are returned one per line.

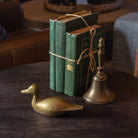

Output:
xmin=21 ymin=89 xmax=29 ymax=94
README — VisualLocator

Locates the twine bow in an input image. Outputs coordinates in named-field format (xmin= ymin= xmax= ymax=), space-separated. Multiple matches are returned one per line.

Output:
xmin=76 ymin=28 xmax=98 ymax=91
xmin=66 ymin=14 xmax=98 ymax=91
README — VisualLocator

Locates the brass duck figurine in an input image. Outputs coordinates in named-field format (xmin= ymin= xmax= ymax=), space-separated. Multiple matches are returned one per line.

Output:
xmin=21 ymin=84 xmax=84 ymax=117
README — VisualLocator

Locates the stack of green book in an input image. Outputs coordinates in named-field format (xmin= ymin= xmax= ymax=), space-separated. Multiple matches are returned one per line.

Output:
xmin=49 ymin=11 xmax=98 ymax=93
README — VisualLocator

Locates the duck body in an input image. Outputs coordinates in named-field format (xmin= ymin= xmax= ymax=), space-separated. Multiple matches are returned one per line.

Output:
xmin=32 ymin=96 xmax=83 ymax=116
xmin=21 ymin=84 xmax=84 ymax=117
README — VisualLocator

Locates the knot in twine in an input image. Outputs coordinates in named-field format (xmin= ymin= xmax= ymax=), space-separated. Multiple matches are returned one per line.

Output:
xmin=66 ymin=14 xmax=98 ymax=91
xmin=76 ymin=28 xmax=98 ymax=91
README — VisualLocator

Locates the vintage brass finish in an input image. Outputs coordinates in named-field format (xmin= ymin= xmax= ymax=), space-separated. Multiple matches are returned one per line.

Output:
xmin=21 ymin=84 xmax=84 ymax=117
xmin=83 ymin=38 xmax=115 ymax=104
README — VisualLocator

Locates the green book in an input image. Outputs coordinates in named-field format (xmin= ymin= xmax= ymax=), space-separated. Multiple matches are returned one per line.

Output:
xmin=64 ymin=25 xmax=105 ymax=97
xmin=49 ymin=18 xmax=56 ymax=90
xmin=55 ymin=11 xmax=98 ymax=93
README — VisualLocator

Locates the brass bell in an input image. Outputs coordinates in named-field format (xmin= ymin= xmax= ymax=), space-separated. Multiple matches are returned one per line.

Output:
xmin=83 ymin=37 xmax=115 ymax=104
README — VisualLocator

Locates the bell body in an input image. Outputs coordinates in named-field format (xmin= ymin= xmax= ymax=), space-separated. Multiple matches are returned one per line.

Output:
xmin=83 ymin=73 xmax=115 ymax=104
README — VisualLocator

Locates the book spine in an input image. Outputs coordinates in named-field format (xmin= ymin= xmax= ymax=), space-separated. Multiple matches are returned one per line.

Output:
xmin=64 ymin=33 xmax=78 ymax=96
xmin=49 ymin=19 xmax=56 ymax=90
xmin=65 ymin=33 xmax=91 ymax=97
xmin=55 ymin=21 xmax=66 ymax=92
xmin=64 ymin=27 xmax=105 ymax=97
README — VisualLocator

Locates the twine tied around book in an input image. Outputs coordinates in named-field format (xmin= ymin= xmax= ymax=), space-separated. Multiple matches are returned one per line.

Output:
xmin=76 ymin=28 xmax=98 ymax=91
xmin=49 ymin=13 xmax=98 ymax=91
xmin=66 ymin=14 xmax=98 ymax=91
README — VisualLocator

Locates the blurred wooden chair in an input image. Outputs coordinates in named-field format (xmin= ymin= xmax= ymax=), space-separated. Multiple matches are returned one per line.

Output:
xmin=0 ymin=0 xmax=49 ymax=71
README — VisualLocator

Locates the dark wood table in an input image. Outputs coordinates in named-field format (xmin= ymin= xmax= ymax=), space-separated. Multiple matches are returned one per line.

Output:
xmin=0 ymin=62 xmax=138 ymax=137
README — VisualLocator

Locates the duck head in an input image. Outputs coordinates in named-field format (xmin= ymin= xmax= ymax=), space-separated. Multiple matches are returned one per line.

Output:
xmin=21 ymin=84 xmax=39 ymax=95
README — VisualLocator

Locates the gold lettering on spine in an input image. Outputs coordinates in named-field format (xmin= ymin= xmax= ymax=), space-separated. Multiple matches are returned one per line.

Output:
xmin=66 ymin=61 xmax=73 ymax=72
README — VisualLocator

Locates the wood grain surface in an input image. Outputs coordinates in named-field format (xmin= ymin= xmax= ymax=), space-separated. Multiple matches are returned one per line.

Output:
xmin=0 ymin=62 xmax=138 ymax=137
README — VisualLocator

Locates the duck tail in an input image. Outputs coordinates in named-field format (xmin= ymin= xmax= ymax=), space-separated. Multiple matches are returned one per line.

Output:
xmin=65 ymin=104 xmax=84 ymax=111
